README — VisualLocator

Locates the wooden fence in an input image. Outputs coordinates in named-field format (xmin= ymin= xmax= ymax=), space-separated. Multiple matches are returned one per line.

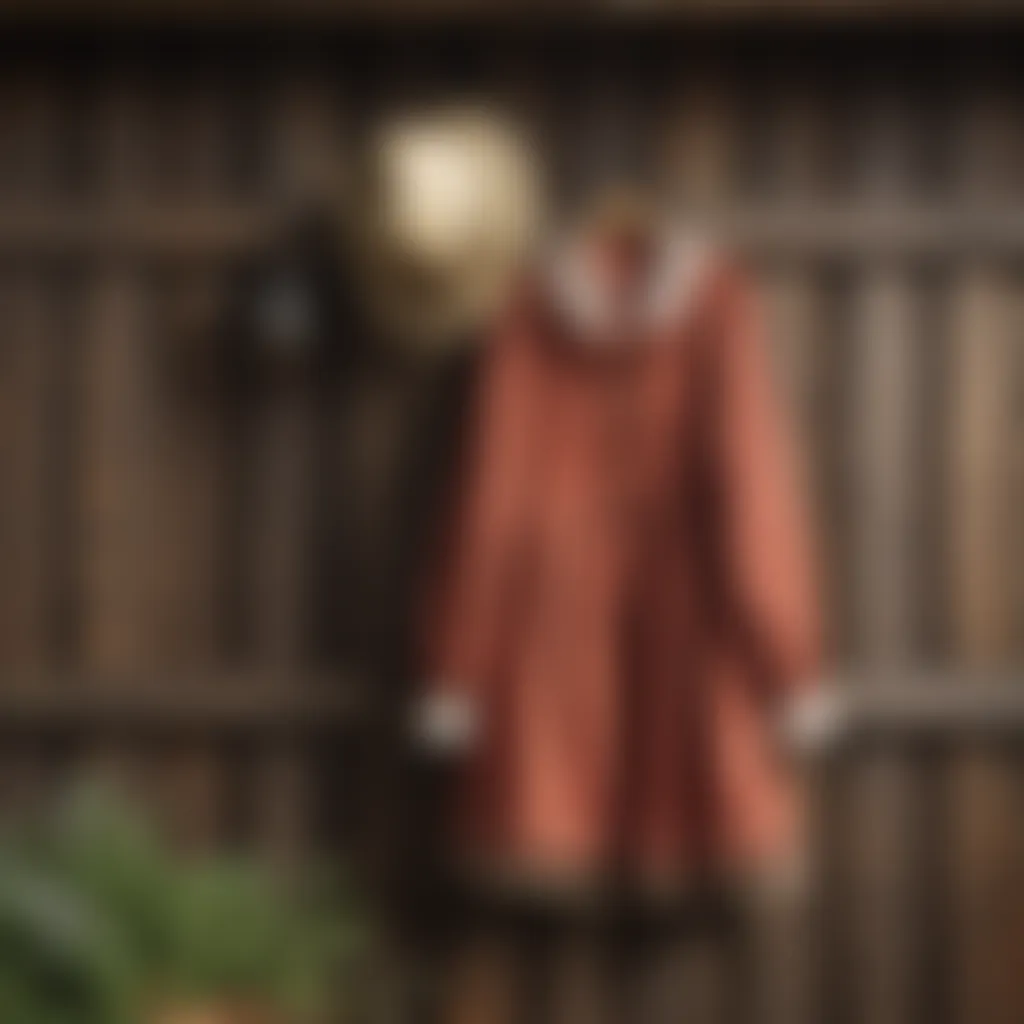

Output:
xmin=2 ymin=25 xmax=1024 ymax=1024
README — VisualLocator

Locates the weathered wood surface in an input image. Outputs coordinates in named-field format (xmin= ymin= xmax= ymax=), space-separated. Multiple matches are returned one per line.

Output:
xmin=0 ymin=36 xmax=1023 ymax=1024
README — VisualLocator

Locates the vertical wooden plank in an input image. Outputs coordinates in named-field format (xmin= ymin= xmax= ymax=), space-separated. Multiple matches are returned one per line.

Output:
xmin=747 ymin=72 xmax=839 ymax=205
xmin=0 ymin=72 xmax=79 ymax=823
xmin=1008 ymin=278 xmax=1024 ymax=1024
xmin=78 ymin=266 xmax=157 ymax=673
xmin=0 ymin=75 xmax=78 ymax=670
xmin=263 ymin=69 xmax=342 ymax=210
xmin=78 ymin=73 xmax=160 ymax=676
xmin=248 ymin=71 xmax=341 ymax=664
xmin=156 ymin=75 xmax=243 ymax=849
xmin=75 ymin=75 xmax=164 ymax=804
xmin=948 ymin=74 xmax=1022 ymax=205
xmin=808 ymin=752 xmax=859 ymax=1024
xmin=149 ymin=263 xmax=237 ymax=847
xmin=144 ymin=70 xmax=237 ymax=199
xmin=240 ymin=301 xmax=319 ymax=668
xmin=947 ymin=272 xmax=1016 ymax=663
xmin=944 ymin=79 xmax=1024 ymax=1024
xmin=245 ymin=71 xmax=342 ymax=864
xmin=634 ymin=933 xmax=730 ymax=1024
xmin=909 ymin=743 xmax=956 ymax=1024
xmin=946 ymin=268 xmax=1020 ymax=1024
xmin=1001 ymin=63 xmax=1024 ymax=1012
xmin=663 ymin=66 xmax=738 ymax=219
xmin=487 ymin=45 xmax=551 ymax=172
xmin=0 ymin=274 xmax=62 ymax=669
xmin=847 ymin=270 xmax=922 ymax=665
xmin=542 ymin=922 xmax=603 ymax=1024
xmin=946 ymin=272 xmax=1019 ymax=1024
xmin=846 ymin=273 xmax=923 ymax=1024
xmin=842 ymin=79 xmax=929 ymax=1024
xmin=75 ymin=71 xmax=234 ymax=842
xmin=0 ymin=71 xmax=66 ymax=198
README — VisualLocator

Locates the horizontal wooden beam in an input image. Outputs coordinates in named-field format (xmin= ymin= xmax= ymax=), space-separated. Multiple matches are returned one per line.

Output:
xmin=0 ymin=1 xmax=1022 ymax=27
xmin=0 ymin=204 xmax=266 ymax=263
xmin=4 ymin=203 xmax=1024 ymax=262
xmin=792 ymin=677 xmax=1024 ymax=755
xmin=0 ymin=673 xmax=364 ymax=731
xmin=2 ymin=673 xmax=1023 ymax=746
xmin=720 ymin=205 xmax=1024 ymax=259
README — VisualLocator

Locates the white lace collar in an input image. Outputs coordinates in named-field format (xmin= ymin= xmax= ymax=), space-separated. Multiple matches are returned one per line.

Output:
xmin=545 ymin=226 xmax=710 ymax=347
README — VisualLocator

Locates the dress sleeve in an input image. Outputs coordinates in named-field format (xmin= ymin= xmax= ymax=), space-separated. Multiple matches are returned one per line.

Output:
xmin=418 ymin=311 xmax=535 ymax=709
xmin=707 ymin=262 xmax=821 ymax=701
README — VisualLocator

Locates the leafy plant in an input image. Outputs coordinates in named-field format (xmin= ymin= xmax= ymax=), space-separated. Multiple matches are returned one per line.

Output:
xmin=0 ymin=785 xmax=363 ymax=1024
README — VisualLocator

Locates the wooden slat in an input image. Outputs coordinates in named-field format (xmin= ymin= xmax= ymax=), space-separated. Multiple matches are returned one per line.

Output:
xmin=242 ymin=74 xmax=344 ymax=863
xmin=73 ymin=75 xmax=233 ymax=842
xmin=238 ymin=277 xmax=320 ymax=667
xmin=843 ymin=262 xmax=927 ymax=1024
xmin=745 ymin=72 xmax=838 ymax=204
xmin=947 ymin=271 xmax=1016 ymax=664
xmin=846 ymin=268 xmax=922 ymax=669
xmin=0 ymin=72 xmax=65 ymax=197
xmin=614 ymin=932 xmax=728 ymax=1024
xmin=78 ymin=268 xmax=158 ymax=670
xmin=0 ymin=74 xmax=75 ymax=816
xmin=154 ymin=79 xmax=244 ymax=849
xmin=664 ymin=68 xmax=738 ymax=214
xmin=944 ymin=79 xmax=1024 ymax=1024
xmin=0 ymin=75 xmax=78 ymax=675
xmin=842 ymin=81 xmax=927 ymax=1024
xmin=0 ymin=273 xmax=65 ymax=667
xmin=78 ymin=76 xmax=164 ymax=674
xmin=946 ymin=268 xmax=1021 ymax=1024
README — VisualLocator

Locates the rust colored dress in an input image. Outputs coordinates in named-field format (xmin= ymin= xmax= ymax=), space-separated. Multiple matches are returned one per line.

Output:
xmin=421 ymin=235 xmax=819 ymax=887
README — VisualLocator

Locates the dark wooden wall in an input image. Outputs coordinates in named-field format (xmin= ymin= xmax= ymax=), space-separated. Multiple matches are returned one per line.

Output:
xmin=2 ymin=26 xmax=1024 ymax=1024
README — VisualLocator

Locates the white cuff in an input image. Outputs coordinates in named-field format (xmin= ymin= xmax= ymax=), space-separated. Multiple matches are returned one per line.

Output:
xmin=412 ymin=687 xmax=481 ymax=754
xmin=777 ymin=685 xmax=850 ymax=755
